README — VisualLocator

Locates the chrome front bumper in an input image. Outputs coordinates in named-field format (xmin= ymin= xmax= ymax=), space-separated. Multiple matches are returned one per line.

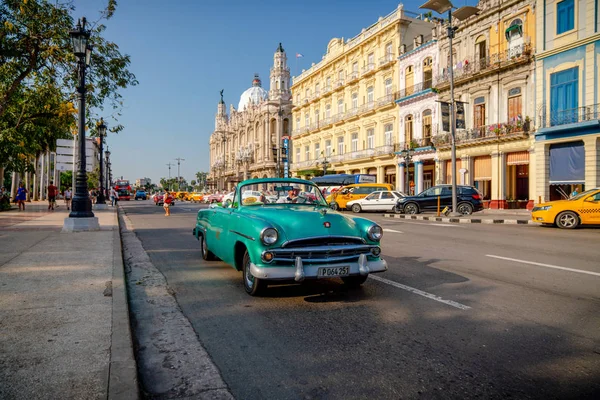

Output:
xmin=249 ymin=254 xmax=388 ymax=282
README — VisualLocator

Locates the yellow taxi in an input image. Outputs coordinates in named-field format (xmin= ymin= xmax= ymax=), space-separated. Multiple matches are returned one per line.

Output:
xmin=189 ymin=192 xmax=204 ymax=203
xmin=327 ymin=183 xmax=394 ymax=211
xmin=532 ymin=188 xmax=600 ymax=229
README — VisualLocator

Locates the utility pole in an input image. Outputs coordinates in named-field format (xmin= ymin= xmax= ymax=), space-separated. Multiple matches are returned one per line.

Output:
xmin=166 ymin=162 xmax=174 ymax=191
xmin=175 ymin=157 xmax=185 ymax=190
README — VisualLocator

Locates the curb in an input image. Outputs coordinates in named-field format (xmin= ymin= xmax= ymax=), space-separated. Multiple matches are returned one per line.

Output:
xmin=383 ymin=213 xmax=538 ymax=225
xmin=108 ymin=206 xmax=140 ymax=400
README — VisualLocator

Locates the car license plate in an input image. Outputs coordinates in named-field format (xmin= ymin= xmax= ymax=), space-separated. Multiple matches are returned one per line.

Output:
xmin=317 ymin=266 xmax=350 ymax=278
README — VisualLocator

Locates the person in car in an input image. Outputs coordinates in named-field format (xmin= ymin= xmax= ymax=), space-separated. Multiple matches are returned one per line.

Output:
xmin=277 ymin=188 xmax=299 ymax=203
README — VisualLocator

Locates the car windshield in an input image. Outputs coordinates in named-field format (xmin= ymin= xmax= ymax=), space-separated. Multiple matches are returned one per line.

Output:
xmin=238 ymin=180 xmax=328 ymax=207
xmin=569 ymin=189 xmax=598 ymax=201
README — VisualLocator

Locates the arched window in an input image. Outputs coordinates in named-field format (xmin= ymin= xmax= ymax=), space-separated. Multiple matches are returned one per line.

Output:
xmin=423 ymin=57 xmax=432 ymax=89
xmin=404 ymin=115 xmax=413 ymax=145
xmin=405 ymin=66 xmax=414 ymax=95
xmin=475 ymin=35 xmax=487 ymax=67
xmin=506 ymin=19 xmax=524 ymax=55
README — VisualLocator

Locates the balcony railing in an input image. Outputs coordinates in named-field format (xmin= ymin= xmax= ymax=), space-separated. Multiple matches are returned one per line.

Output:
xmin=335 ymin=79 xmax=345 ymax=88
xmin=332 ymin=112 xmax=345 ymax=123
xmin=436 ymin=43 xmax=532 ymax=86
xmin=397 ymin=80 xmax=433 ymax=100
xmin=347 ymin=71 xmax=360 ymax=82
xmin=346 ymin=107 xmax=359 ymax=118
xmin=539 ymin=104 xmax=600 ymax=128
xmin=362 ymin=63 xmax=376 ymax=75
xmin=397 ymin=137 xmax=434 ymax=151
xmin=432 ymin=120 xmax=531 ymax=147
xmin=358 ymin=102 xmax=375 ymax=114
xmin=322 ymin=85 xmax=332 ymax=95
xmin=379 ymin=54 xmax=395 ymax=67
xmin=377 ymin=92 xmax=398 ymax=107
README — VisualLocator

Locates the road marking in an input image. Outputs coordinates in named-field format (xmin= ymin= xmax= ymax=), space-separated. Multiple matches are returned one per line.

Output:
xmin=398 ymin=220 xmax=463 ymax=227
xmin=369 ymin=275 xmax=471 ymax=310
xmin=383 ymin=228 xmax=403 ymax=233
xmin=486 ymin=255 xmax=600 ymax=277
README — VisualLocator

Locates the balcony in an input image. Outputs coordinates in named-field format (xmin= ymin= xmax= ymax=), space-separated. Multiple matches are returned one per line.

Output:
xmin=331 ymin=112 xmax=345 ymax=124
xmin=431 ymin=120 xmax=531 ymax=148
xmin=322 ymin=85 xmax=332 ymax=96
xmin=358 ymin=102 xmax=375 ymax=115
xmin=373 ymin=143 xmax=397 ymax=156
xmin=335 ymin=79 xmax=345 ymax=90
xmin=397 ymin=137 xmax=434 ymax=151
xmin=346 ymin=107 xmax=359 ymax=119
xmin=435 ymin=43 xmax=533 ymax=89
xmin=377 ymin=92 xmax=399 ymax=108
xmin=292 ymin=160 xmax=314 ymax=169
xmin=292 ymin=126 xmax=310 ymax=137
xmin=539 ymin=104 xmax=600 ymax=129
xmin=379 ymin=54 xmax=395 ymax=68
xmin=397 ymin=80 xmax=433 ymax=101
xmin=361 ymin=63 xmax=376 ymax=76
xmin=347 ymin=71 xmax=360 ymax=83
xmin=309 ymin=91 xmax=321 ymax=102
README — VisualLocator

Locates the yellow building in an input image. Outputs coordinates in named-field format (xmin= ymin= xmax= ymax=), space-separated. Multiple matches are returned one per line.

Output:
xmin=433 ymin=0 xmax=537 ymax=209
xmin=290 ymin=4 xmax=433 ymax=186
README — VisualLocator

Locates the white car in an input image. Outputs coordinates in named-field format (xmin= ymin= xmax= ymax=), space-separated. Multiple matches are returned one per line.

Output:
xmin=222 ymin=191 xmax=235 ymax=205
xmin=347 ymin=190 xmax=405 ymax=213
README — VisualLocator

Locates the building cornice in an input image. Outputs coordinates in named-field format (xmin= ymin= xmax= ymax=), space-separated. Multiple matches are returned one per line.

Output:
xmin=536 ymin=34 xmax=600 ymax=60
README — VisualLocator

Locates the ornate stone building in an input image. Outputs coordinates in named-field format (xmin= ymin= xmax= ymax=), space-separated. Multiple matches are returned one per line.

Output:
xmin=207 ymin=44 xmax=293 ymax=191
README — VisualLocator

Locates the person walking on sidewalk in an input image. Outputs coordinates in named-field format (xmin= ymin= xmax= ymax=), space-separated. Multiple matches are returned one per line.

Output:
xmin=110 ymin=187 xmax=119 ymax=207
xmin=163 ymin=192 xmax=172 ymax=216
xmin=47 ymin=181 xmax=58 ymax=210
xmin=16 ymin=182 xmax=27 ymax=211
xmin=64 ymin=187 xmax=72 ymax=210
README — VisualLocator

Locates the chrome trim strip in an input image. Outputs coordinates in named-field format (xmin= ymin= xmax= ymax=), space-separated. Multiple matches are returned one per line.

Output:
xmin=231 ymin=230 xmax=255 ymax=241
xmin=249 ymin=258 xmax=388 ymax=281
xmin=294 ymin=257 xmax=305 ymax=282
xmin=269 ymin=244 xmax=377 ymax=254
xmin=282 ymin=236 xmax=366 ymax=248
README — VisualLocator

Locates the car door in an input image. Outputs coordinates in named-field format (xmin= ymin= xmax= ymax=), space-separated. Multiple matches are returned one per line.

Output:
xmin=362 ymin=192 xmax=381 ymax=210
xmin=378 ymin=191 xmax=396 ymax=211
xmin=579 ymin=191 xmax=600 ymax=224
xmin=418 ymin=187 xmax=441 ymax=211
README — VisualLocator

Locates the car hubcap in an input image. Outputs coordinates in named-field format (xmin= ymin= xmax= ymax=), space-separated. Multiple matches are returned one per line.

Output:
xmin=458 ymin=204 xmax=471 ymax=215
xmin=406 ymin=205 xmax=416 ymax=214
xmin=245 ymin=260 xmax=254 ymax=289
xmin=560 ymin=214 xmax=576 ymax=227
xmin=202 ymin=237 xmax=207 ymax=257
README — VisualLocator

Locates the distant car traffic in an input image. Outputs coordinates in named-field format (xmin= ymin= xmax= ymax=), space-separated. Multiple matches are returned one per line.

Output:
xmin=532 ymin=188 xmax=600 ymax=228
xmin=154 ymin=192 xmax=175 ymax=206
xmin=395 ymin=185 xmax=483 ymax=215
xmin=205 ymin=193 xmax=224 ymax=203
xmin=134 ymin=190 xmax=147 ymax=200
xmin=347 ymin=190 xmax=405 ymax=213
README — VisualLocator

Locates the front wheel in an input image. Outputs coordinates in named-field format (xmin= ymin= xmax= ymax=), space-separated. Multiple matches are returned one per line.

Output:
xmin=243 ymin=250 xmax=266 ymax=296
xmin=330 ymin=202 xmax=339 ymax=211
xmin=351 ymin=204 xmax=362 ymax=213
xmin=200 ymin=233 xmax=217 ymax=261
xmin=404 ymin=203 xmax=419 ymax=214
xmin=457 ymin=202 xmax=474 ymax=215
xmin=342 ymin=275 xmax=368 ymax=288
xmin=556 ymin=211 xmax=579 ymax=229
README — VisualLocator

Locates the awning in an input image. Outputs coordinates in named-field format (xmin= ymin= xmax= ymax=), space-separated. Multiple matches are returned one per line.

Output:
xmin=474 ymin=156 xmax=492 ymax=181
xmin=445 ymin=159 xmax=462 ymax=184
xmin=549 ymin=141 xmax=585 ymax=184
xmin=367 ymin=168 xmax=377 ymax=174
xmin=385 ymin=166 xmax=396 ymax=175
xmin=507 ymin=151 xmax=529 ymax=165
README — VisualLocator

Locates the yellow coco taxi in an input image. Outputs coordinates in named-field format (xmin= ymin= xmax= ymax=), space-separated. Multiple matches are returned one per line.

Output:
xmin=532 ymin=188 xmax=600 ymax=229
xmin=327 ymin=183 xmax=394 ymax=211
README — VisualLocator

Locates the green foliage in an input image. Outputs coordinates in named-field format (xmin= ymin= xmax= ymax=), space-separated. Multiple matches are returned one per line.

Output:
xmin=60 ymin=170 xmax=72 ymax=191
xmin=0 ymin=0 xmax=137 ymax=171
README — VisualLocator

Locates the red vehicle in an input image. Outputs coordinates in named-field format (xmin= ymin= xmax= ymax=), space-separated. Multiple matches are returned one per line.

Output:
xmin=205 ymin=193 xmax=224 ymax=203
xmin=114 ymin=180 xmax=132 ymax=201
xmin=154 ymin=192 xmax=175 ymax=206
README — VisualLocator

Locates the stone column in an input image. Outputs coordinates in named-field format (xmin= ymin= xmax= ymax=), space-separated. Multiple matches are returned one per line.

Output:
xmin=39 ymin=152 xmax=46 ymax=200
xmin=461 ymin=155 xmax=472 ymax=186
xmin=491 ymin=151 xmax=506 ymax=209
xmin=10 ymin=171 xmax=19 ymax=200
xmin=584 ymin=136 xmax=599 ymax=189
xmin=25 ymin=169 xmax=30 ymax=201
xmin=376 ymin=165 xmax=385 ymax=184
xmin=437 ymin=159 xmax=445 ymax=185
xmin=33 ymin=155 xmax=39 ymax=201
xmin=414 ymin=160 xmax=424 ymax=194
xmin=45 ymin=149 xmax=50 ymax=199
xmin=527 ymin=146 xmax=535 ymax=210
xmin=398 ymin=163 xmax=406 ymax=194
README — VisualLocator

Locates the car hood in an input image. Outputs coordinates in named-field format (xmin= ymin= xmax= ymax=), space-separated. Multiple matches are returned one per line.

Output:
xmin=239 ymin=206 xmax=370 ymax=242
xmin=534 ymin=199 xmax=575 ymax=208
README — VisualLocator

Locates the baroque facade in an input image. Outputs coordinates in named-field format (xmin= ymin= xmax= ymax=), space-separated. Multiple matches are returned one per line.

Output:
xmin=207 ymin=44 xmax=293 ymax=191
xmin=533 ymin=0 xmax=600 ymax=201
xmin=290 ymin=4 xmax=433 ymax=186
xmin=432 ymin=0 xmax=537 ymax=209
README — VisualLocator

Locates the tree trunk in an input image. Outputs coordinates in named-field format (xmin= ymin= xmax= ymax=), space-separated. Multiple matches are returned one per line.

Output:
xmin=10 ymin=172 xmax=18 ymax=201
xmin=25 ymin=169 xmax=31 ymax=201
xmin=33 ymin=154 xmax=39 ymax=201
xmin=40 ymin=152 xmax=46 ymax=200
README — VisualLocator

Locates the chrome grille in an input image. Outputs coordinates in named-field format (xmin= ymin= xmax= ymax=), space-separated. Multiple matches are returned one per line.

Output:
xmin=267 ymin=244 xmax=377 ymax=264
xmin=282 ymin=236 xmax=365 ymax=248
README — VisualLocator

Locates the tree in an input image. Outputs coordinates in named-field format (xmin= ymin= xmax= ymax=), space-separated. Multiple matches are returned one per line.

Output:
xmin=0 ymin=0 xmax=137 ymax=173
xmin=195 ymin=171 xmax=208 ymax=191
xmin=60 ymin=169 xmax=72 ymax=191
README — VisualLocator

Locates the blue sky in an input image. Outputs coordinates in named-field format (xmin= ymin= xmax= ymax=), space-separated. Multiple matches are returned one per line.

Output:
xmin=71 ymin=0 xmax=474 ymax=186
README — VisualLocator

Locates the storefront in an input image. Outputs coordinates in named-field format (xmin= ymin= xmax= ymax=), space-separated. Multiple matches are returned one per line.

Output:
xmin=384 ymin=165 xmax=396 ymax=186
xmin=548 ymin=141 xmax=585 ymax=201
xmin=473 ymin=156 xmax=492 ymax=202
xmin=506 ymin=150 xmax=530 ymax=208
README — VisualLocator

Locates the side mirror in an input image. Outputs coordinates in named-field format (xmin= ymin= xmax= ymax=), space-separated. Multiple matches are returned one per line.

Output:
xmin=584 ymin=197 xmax=597 ymax=202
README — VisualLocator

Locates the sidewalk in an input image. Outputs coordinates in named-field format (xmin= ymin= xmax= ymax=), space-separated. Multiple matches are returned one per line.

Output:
xmin=0 ymin=201 xmax=138 ymax=399
xmin=383 ymin=208 xmax=537 ymax=225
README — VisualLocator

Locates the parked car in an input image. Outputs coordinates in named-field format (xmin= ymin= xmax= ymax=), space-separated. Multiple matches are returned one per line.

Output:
xmin=347 ymin=190 xmax=405 ymax=213
xmin=193 ymin=178 xmax=388 ymax=296
xmin=327 ymin=183 xmax=395 ymax=211
xmin=532 ymin=188 xmax=600 ymax=229
xmin=154 ymin=192 xmax=175 ymax=206
xmin=134 ymin=190 xmax=147 ymax=200
xmin=205 ymin=193 xmax=224 ymax=203
xmin=394 ymin=185 xmax=483 ymax=215
xmin=222 ymin=191 xmax=236 ymax=205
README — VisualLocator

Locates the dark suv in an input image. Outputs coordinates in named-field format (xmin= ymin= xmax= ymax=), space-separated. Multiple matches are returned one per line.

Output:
xmin=395 ymin=185 xmax=483 ymax=215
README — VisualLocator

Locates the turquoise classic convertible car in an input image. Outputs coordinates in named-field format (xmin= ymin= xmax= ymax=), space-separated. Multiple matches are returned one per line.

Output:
xmin=193 ymin=178 xmax=388 ymax=296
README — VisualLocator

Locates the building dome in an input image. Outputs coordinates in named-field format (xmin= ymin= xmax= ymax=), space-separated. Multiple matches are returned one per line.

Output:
xmin=238 ymin=74 xmax=268 ymax=110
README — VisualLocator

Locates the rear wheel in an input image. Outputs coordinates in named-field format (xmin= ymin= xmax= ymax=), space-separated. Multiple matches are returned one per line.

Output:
xmin=457 ymin=202 xmax=474 ymax=215
xmin=242 ymin=250 xmax=266 ymax=296
xmin=404 ymin=203 xmax=419 ymax=214
xmin=556 ymin=211 xmax=579 ymax=229
xmin=330 ymin=202 xmax=339 ymax=211
xmin=351 ymin=204 xmax=362 ymax=213
xmin=342 ymin=275 xmax=368 ymax=288
xmin=200 ymin=234 xmax=216 ymax=261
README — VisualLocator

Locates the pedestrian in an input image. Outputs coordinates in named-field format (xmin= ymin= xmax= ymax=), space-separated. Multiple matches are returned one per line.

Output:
xmin=163 ymin=192 xmax=172 ymax=216
xmin=47 ymin=180 xmax=58 ymax=210
xmin=110 ymin=187 xmax=119 ymax=206
xmin=16 ymin=182 xmax=27 ymax=211
xmin=64 ymin=187 xmax=72 ymax=210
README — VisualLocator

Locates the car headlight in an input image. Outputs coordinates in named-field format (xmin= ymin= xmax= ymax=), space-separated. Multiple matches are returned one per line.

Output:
xmin=367 ymin=225 xmax=383 ymax=241
xmin=533 ymin=205 xmax=552 ymax=211
xmin=260 ymin=227 xmax=278 ymax=245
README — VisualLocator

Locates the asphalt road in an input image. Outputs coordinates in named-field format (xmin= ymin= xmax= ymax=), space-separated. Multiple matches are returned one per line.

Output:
xmin=121 ymin=200 xmax=600 ymax=400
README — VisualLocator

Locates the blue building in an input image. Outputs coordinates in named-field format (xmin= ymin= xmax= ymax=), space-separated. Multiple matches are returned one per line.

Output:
xmin=534 ymin=0 xmax=600 ymax=201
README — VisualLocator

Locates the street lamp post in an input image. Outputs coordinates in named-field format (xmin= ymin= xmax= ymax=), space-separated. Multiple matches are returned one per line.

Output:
xmin=63 ymin=17 xmax=99 ymax=231
xmin=319 ymin=150 xmax=332 ymax=175
xmin=96 ymin=118 xmax=106 ymax=205
xmin=105 ymin=149 xmax=111 ymax=193
xmin=400 ymin=148 xmax=415 ymax=195
xmin=175 ymin=157 xmax=185 ymax=190
xmin=420 ymin=0 xmax=479 ymax=215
